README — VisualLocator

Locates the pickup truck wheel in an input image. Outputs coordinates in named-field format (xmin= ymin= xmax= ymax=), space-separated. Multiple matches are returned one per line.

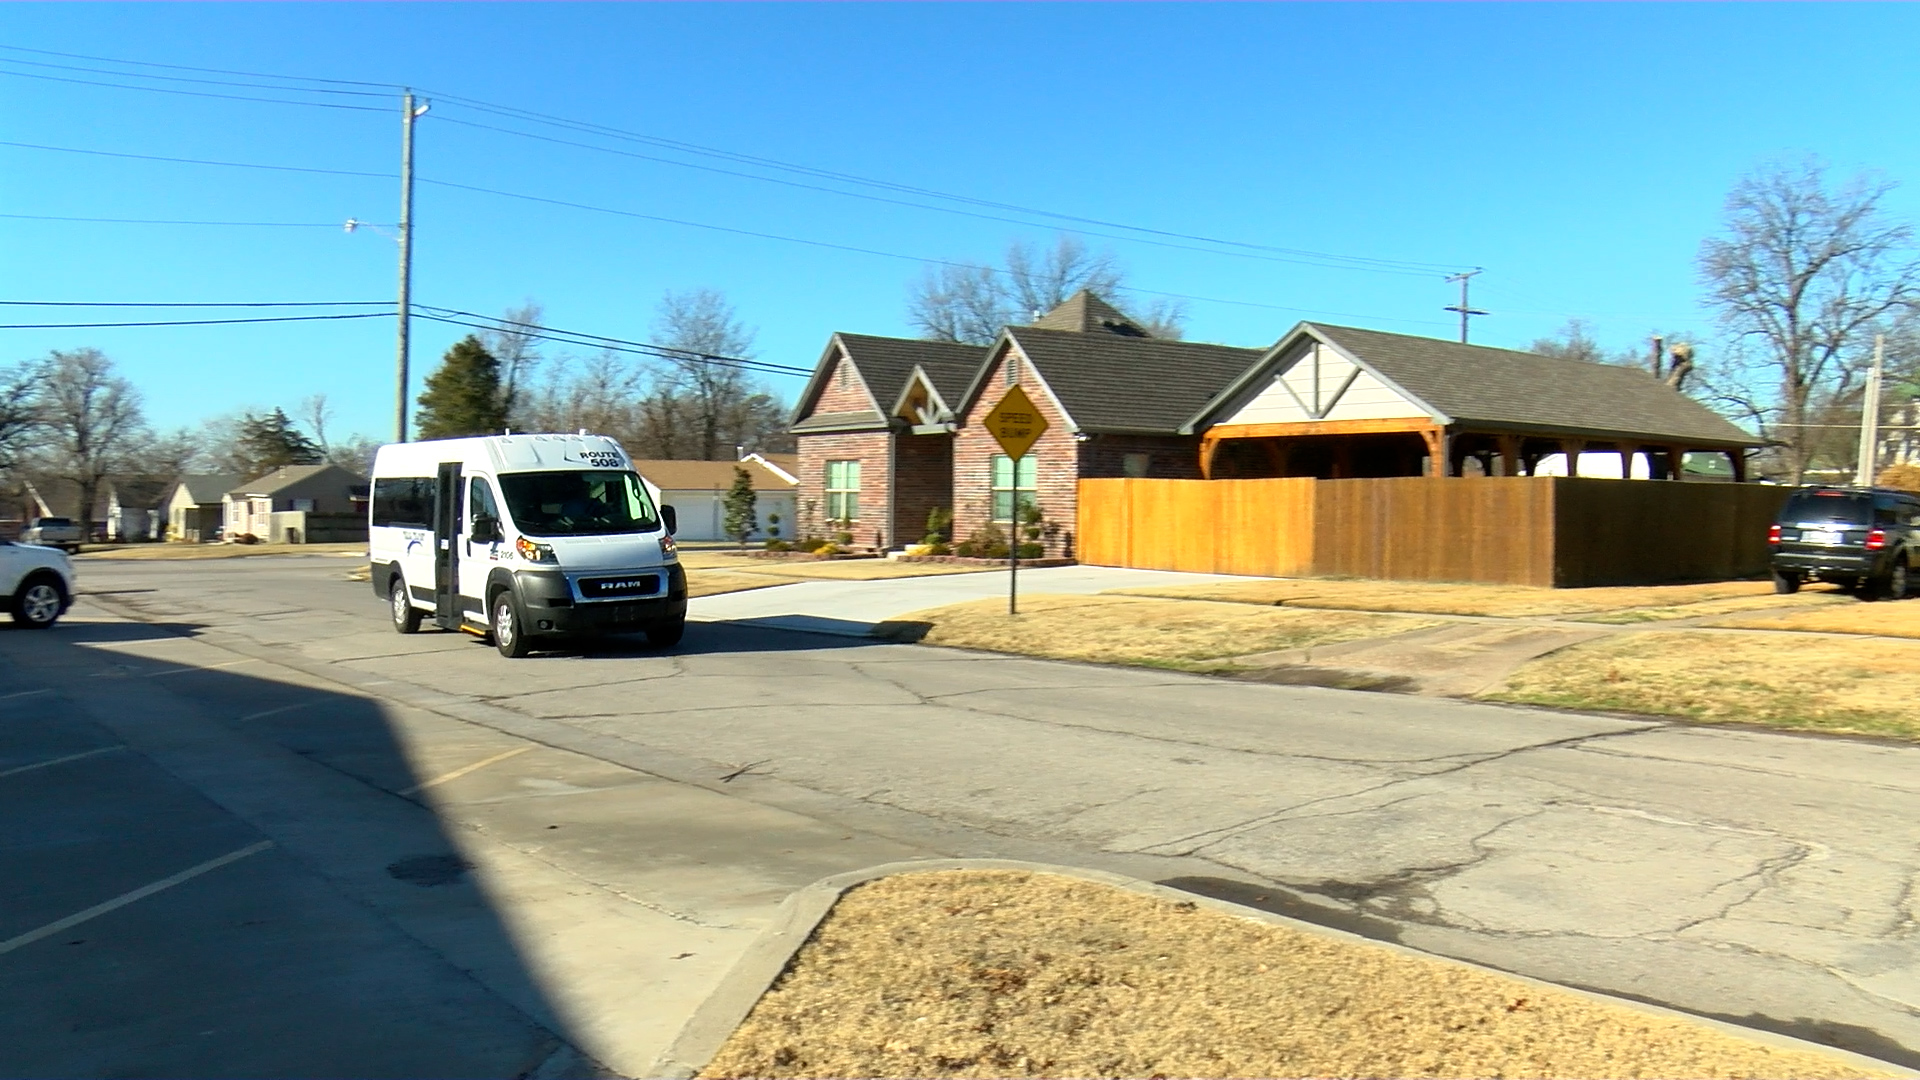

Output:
xmin=389 ymin=575 xmax=422 ymax=634
xmin=11 ymin=574 xmax=65 ymax=629
xmin=1771 ymin=570 xmax=1802 ymax=595
xmin=492 ymin=592 xmax=531 ymax=658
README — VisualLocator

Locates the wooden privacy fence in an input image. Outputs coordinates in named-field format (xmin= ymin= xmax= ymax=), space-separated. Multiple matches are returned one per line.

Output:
xmin=1077 ymin=477 xmax=1791 ymax=587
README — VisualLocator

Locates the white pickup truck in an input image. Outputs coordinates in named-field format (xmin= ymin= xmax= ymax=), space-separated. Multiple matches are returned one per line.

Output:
xmin=1 ymin=540 xmax=74 ymax=628
xmin=22 ymin=517 xmax=84 ymax=553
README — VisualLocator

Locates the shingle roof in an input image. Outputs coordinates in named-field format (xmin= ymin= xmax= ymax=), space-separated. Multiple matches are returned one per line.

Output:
xmin=832 ymin=334 xmax=986 ymax=415
xmin=176 ymin=474 xmax=247 ymax=504
xmin=791 ymin=409 xmax=888 ymax=433
xmin=990 ymin=327 xmax=1265 ymax=433
xmin=1308 ymin=324 xmax=1759 ymax=447
xmin=229 ymin=463 xmax=364 ymax=497
xmin=633 ymin=459 xmax=796 ymax=492
xmin=1026 ymin=291 xmax=1148 ymax=336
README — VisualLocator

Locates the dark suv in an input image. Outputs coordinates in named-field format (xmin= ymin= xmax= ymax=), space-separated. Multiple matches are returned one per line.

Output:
xmin=1768 ymin=486 xmax=1920 ymax=600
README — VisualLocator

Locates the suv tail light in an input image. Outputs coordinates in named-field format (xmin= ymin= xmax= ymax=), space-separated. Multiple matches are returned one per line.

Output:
xmin=1865 ymin=529 xmax=1888 ymax=550
xmin=1767 ymin=524 xmax=1782 ymax=545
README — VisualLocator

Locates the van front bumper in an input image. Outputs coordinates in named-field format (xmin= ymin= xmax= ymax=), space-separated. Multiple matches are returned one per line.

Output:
xmin=513 ymin=563 xmax=686 ymax=635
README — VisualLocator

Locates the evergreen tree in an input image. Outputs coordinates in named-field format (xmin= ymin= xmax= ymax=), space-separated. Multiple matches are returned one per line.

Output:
xmin=236 ymin=407 xmax=322 ymax=477
xmin=722 ymin=464 xmax=758 ymax=547
xmin=415 ymin=336 xmax=507 ymax=440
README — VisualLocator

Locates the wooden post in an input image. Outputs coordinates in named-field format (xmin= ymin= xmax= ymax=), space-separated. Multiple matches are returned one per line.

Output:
xmin=1498 ymin=435 xmax=1522 ymax=477
xmin=1420 ymin=427 xmax=1448 ymax=477
xmin=1200 ymin=435 xmax=1221 ymax=480
xmin=1562 ymin=438 xmax=1586 ymax=478
xmin=1729 ymin=449 xmax=1747 ymax=483
xmin=1619 ymin=441 xmax=1638 ymax=480
xmin=1667 ymin=445 xmax=1688 ymax=481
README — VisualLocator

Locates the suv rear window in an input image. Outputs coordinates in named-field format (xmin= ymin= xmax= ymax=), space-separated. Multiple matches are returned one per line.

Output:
xmin=35 ymin=517 xmax=72 ymax=527
xmin=1781 ymin=491 xmax=1872 ymax=525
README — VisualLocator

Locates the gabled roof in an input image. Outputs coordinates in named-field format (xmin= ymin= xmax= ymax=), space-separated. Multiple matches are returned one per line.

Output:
xmin=961 ymin=326 xmax=1264 ymax=434
xmin=791 ymin=333 xmax=987 ymax=429
xmin=1194 ymin=323 xmax=1760 ymax=447
xmin=633 ymin=459 xmax=797 ymax=492
xmin=175 ymin=474 xmax=247 ymax=505
xmin=107 ymin=477 xmax=173 ymax=509
xmin=229 ymin=463 xmax=365 ymax=498
xmin=1026 ymin=290 xmax=1150 ymax=336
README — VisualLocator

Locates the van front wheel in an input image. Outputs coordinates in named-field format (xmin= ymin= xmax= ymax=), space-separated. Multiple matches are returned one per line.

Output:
xmin=492 ymin=592 xmax=531 ymax=658
xmin=390 ymin=575 xmax=422 ymax=634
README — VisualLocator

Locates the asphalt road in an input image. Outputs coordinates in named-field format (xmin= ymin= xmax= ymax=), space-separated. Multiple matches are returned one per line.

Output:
xmin=7 ymin=554 xmax=1919 ymax=1077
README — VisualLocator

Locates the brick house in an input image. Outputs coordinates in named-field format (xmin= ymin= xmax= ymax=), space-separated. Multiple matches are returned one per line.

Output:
xmin=946 ymin=294 xmax=1263 ymax=555
xmin=789 ymin=333 xmax=985 ymax=548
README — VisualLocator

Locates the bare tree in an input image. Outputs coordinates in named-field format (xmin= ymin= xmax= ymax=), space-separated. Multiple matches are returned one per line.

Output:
xmin=1528 ymin=319 xmax=1611 ymax=364
xmin=1699 ymin=157 xmax=1920 ymax=482
xmin=653 ymin=289 xmax=758 ymax=460
xmin=908 ymin=234 xmax=1184 ymax=344
xmin=481 ymin=300 xmax=546 ymax=423
xmin=0 ymin=361 xmax=43 ymax=481
xmin=298 ymin=393 xmax=334 ymax=456
xmin=36 ymin=348 xmax=147 ymax=538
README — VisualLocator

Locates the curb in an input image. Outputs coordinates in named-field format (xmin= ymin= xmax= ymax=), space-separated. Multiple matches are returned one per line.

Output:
xmin=649 ymin=858 xmax=1916 ymax=1080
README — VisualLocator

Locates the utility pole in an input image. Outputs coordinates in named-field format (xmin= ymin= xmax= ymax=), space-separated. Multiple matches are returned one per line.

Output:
xmin=394 ymin=91 xmax=428 ymax=444
xmin=1856 ymin=333 xmax=1885 ymax=487
xmin=1444 ymin=269 xmax=1487 ymax=344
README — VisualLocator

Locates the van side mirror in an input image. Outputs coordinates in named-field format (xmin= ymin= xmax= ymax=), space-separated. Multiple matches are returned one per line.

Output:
xmin=661 ymin=505 xmax=677 ymax=536
xmin=470 ymin=513 xmax=501 ymax=544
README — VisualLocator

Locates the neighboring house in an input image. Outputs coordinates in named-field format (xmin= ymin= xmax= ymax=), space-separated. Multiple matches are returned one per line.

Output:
xmin=224 ymin=464 xmax=369 ymax=543
xmin=1192 ymin=323 xmax=1761 ymax=481
xmin=633 ymin=458 xmax=797 ymax=542
xmin=744 ymin=451 xmax=798 ymax=485
xmin=22 ymin=479 xmax=110 ymax=541
xmin=790 ymin=333 xmax=987 ymax=549
xmin=790 ymin=291 xmax=1768 ymax=560
xmin=104 ymin=478 xmax=172 ymax=542
xmin=163 ymin=474 xmax=246 ymax=542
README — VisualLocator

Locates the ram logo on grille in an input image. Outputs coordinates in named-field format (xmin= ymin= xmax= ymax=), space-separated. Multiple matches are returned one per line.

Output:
xmin=579 ymin=574 xmax=660 ymax=598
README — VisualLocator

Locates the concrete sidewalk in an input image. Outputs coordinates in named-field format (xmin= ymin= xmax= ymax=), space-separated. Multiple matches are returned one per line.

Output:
xmin=687 ymin=564 xmax=1254 ymax=635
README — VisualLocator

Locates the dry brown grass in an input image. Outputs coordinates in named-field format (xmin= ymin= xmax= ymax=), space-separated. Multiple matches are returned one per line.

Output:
xmin=1486 ymin=630 xmax=1920 ymax=739
xmin=1705 ymin=599 xmax=1920 ymax=639
xmin=891 ymin=594 xmax=1431 ymax=669
xmin=701 ymin=870 xmax=1890 ymax=1080
xmin=1571 ymin=589 xmax=1851 ymax=624
xmin=1111 ymin=577 xmax=1779 ymax=618
xmin=75 ymin=542 xmax=367 ymax=560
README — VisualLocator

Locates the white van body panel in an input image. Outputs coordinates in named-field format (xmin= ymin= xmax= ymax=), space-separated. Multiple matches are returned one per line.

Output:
xmin=367 ymin=434 xmax=681 ymax=642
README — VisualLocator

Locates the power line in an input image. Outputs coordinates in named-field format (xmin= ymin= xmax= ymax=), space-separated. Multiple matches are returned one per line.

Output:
xmin=0 ymin=313 xmax=391 ymax=329
xmin=430 ymin=114 xmax=1443 ymax=278
xmin=0 ymin=139 xmax=393 ymax=178
xmin=414 ymin=306 xmax=815 ymax=377
xmin=0 ymin=55 xmax=393 ymax=97
xmin=0 ymin=43 xmax=401 ymax=89
xmin=0 ymin=67 xmax=389 ymax=112
xmin=0 ymin=300 xmax=388 ymax=308
xmin=0 ymin=42 xmax=1463 ymax=277
xmin=0 ymin=213 xmax=379 ymax=228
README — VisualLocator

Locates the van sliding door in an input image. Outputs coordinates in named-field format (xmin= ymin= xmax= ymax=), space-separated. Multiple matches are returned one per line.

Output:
xmin=433 ymin=461 xmax=463 ymax=629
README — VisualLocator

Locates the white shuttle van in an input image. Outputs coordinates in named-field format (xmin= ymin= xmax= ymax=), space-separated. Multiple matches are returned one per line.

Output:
xmin=368 ymin=433 xmax=686 ymax=658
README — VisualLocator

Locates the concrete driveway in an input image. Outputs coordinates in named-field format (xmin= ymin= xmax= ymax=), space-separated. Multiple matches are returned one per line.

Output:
xmin=14 ymin=554 xmax=1920 ymax=1076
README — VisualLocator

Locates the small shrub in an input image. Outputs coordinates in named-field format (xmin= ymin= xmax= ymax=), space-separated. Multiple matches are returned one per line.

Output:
xmin=923 ymin=506 xmax=953 ymax=546
xmin=1016 ymin=542 xmax=1044 ymax=559
xmin=763 ymin=538 xmax=794 ymax=552
xmin=924 ymin=540 xmax=952 ymax=556
xmin=797 ymin=533 xmax=826 ymax=552
xmin=956 ymin=521 xmax=1009 ymax=559
xmin=834 ymin=529 xmax=855 ymax=546
xmin=814 ymin=542 xmax=843 ymax=556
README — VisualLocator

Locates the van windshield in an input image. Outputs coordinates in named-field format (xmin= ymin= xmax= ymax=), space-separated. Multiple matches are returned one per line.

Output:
xmin=498 ymin=470 xmax=659 ymax=537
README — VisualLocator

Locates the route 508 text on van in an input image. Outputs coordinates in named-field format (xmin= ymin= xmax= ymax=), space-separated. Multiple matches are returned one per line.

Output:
xmin=369 ymin=433 xmax=687 ymax=658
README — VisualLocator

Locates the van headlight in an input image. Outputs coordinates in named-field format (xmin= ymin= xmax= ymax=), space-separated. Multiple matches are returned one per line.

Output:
xmin=515 ymin=536 xmax=555 ymax=563
xmin=658 ymin=534 xmax=678 ymax=561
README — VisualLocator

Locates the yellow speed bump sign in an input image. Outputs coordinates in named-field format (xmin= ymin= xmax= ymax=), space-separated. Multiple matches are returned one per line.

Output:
xmin=984 ymin=383 xmax=1048 ymax=460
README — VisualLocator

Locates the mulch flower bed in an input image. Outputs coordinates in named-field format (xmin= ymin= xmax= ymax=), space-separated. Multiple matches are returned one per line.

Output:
xmin=725 ymin=549 xmax=882 ymax=561
xmin=895 ymin=555 xmax=1077 ymax=567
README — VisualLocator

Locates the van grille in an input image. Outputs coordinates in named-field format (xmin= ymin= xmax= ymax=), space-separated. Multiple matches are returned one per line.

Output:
xmin=578 ymin=574 xmax=660 ymax=599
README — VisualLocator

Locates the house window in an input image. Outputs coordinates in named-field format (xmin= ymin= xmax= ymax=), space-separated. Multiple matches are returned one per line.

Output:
xmin=1123 ymin=452 xmax=1150 ymax=478
xmin=1005 ymin=353 xmax=1019 ymax=386
xmin=291 ymin=498 xmax=316 ymax=513
xmin=991 ymin=454 xmax=1037 ymax=523
xmin=825 ymin=460 xmax=860 ymax=522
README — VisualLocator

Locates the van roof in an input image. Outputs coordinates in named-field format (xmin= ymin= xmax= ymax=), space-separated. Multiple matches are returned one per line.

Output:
xmin=373 ymin=433 xmax=631 ymax=475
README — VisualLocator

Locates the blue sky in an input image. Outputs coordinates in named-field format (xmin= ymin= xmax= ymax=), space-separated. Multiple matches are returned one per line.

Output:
xmin=4 ymin=3 xmax=1919 ymax=445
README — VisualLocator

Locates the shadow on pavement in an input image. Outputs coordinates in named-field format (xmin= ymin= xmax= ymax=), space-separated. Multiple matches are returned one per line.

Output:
xmin=0 ymin=621 xmax=602 ymax=1079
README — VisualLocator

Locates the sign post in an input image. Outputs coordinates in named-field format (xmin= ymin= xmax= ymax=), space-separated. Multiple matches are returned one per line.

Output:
xmin=981 ymin=384 xmax=1049 ymax=615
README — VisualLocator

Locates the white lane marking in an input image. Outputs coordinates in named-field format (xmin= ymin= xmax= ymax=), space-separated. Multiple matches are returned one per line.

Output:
xmin=149 ymin=658 xmax=260 ymax=678
xmin=236 ymin=703 xmax=312 ymax=723
xmin=0 ymin=689 xmax=52 ymax=701
xmin=0 ymin=840 xmax=275 ymax=957
xmin=0 ymin=745 xmax=125 ymax=778
xmin=398 ymin=746 xmax=534 ymax=797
